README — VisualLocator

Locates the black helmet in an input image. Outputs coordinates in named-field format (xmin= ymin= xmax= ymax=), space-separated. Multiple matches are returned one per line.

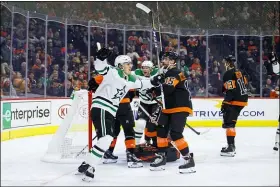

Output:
xmin=161 ymin=51 xmax=179 ymax=61
xmin=225 ymin=55 xmax=236 ymax=62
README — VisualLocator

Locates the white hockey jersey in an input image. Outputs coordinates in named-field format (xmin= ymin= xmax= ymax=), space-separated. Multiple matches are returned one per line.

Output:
xmin=133 ymin=68 xmax=161 ymax=105
xmin=92 ymin=59 xmax=143 ymax=116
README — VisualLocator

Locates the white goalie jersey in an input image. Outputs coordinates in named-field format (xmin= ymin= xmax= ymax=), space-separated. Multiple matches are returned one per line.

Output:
xmin=92 ymin=59 xmax=143 ymax=116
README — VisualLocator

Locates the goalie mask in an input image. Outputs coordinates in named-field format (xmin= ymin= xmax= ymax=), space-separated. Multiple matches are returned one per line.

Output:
xmin=141 ymin=61 xmax=154 ymax=77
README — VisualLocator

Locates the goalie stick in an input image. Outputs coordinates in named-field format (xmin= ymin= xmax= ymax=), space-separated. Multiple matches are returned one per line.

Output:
xmin=136 ymin=3 xmax=166 ymax=109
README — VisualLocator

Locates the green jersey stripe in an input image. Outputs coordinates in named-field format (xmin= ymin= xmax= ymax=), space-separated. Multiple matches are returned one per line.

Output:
xmin=96 ymin=66 xmax=109 ymax=74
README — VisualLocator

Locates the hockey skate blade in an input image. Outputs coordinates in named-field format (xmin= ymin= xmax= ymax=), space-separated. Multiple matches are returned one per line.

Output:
xmin=179 ymin=167 xmax=196 ymax=174
xmin=150 ymin=166 xmax=165 ymax=171
xmin=220 ymin=152 xmax=236 ymax=157
xmin=128 ymin=162 xmax=143 ymax=168
xmin=103 ymin=159 xmax=118 ymax=164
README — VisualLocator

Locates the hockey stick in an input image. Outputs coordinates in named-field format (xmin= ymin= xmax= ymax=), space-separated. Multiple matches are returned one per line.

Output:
xmin=156 ymin=2 xmax=162 ymax=51
xmin=136 ymin=3 xmax=166 ymax=109
xmin=144 ymin=94 xmax=210 ymax=135
xmin=138 ymin=103 xmax=159 ymax=125
xmin=75 ymin=135 xmax=98 ymax=158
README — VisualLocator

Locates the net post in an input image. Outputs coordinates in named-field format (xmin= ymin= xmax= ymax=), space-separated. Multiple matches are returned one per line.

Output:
xmin=88 ymin=91 xmax=93 ymax=151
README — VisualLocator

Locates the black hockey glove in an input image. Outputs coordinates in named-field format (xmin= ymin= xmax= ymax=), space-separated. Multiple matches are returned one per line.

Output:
xmin=151 ymin=74 xmax=165 ymax=86
xmin=146 ymin=87 xmax=156 ymax=101
xmin=96 ymin=47 xmax=112 ymax=61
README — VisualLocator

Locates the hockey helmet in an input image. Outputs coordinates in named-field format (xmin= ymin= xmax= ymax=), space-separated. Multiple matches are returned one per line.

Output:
xmin=225 ymin=55 xmax=236 ymax=62
xmin=141 ymin=61 xmax=154 ymax=69
xmin=225 ymin=55 xmax=236 ymax=67
xmin=114 ymin=55 xmax=132 ymax=68
xmin=161 ymin=51 xmax=179 ymax=61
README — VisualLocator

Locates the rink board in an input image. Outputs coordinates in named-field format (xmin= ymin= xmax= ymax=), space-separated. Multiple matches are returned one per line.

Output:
xmin=1 ymin=97 xmax=279 ymax=141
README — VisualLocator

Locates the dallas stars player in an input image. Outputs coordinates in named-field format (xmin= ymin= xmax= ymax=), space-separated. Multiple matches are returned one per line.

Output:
xmin=77 ymin=48 xmax=142 ymax=182
xmin=103 ymin=55 xmax=143 ymax=168
xmin=133 ymin=61 xmax=160 ymax=147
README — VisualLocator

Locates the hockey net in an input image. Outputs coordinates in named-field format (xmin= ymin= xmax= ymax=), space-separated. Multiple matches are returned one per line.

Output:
xmin=41 ymin=90 xmax=94 ymax=164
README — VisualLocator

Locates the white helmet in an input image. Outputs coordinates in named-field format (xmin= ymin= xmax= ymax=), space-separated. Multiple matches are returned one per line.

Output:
xmin=114 ymin=55 xmax=132 ymax=68
xmin=141 ymin=61 xmax=154 ymax=68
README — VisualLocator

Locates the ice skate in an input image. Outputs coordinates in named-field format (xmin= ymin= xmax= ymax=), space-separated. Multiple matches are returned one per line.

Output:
xmin=220 ymin=144 xmax=236 ymax=157
xmin=150 ymin=152 xmax=166 ymax=171
xmin=103 ymin=150 xmax=118 ymax=164
xmin=82 ymin=166 xmax=95 ymax=182
xmin=126 ymin=150 xmax=143 ymax=168
xmin=179 ymin=153 xmax=196 ymax=174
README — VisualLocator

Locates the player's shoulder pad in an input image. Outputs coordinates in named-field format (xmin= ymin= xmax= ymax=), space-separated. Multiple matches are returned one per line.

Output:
xmin=151 ymin=68 xmax=159 ymax=76
xmin=128 ymin=74 xmax=137 ymax=82
xmin=134 ymin=69 xmax=144 ymax=76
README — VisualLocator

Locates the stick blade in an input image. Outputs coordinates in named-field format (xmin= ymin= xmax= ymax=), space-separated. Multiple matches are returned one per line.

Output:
xmin=136 ymin=3 xmax=151 ymax=14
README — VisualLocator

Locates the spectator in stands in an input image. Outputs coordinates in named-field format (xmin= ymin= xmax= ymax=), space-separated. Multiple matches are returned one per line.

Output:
xmin=0 ymin=39 xmax=11 ymax=76
xmin=269 ymin=78 xmax=279 ymax=98
xmin=28 ymin=72 xmax=37 ymax=91
xmin=191 ymin=58 xmax=202 ymax=71
xmin=127 ymin=46 xmax=140 ymax=70
xmin=48 ymin=70 xmax=64 ymax=96
xmin=263 ymin=78 xmax=273 ymax=97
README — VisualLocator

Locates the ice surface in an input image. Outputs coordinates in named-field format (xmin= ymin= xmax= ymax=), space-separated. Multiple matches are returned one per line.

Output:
xmin=1 ymin=128 xmax=279 ymax=186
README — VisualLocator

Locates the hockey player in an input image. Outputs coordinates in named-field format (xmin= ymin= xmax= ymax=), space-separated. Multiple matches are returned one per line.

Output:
xmin=220 ymin=55 xmax=249 ymax=157
xmin=267 ymin=52 xmax=280 ymax=151
xmin=148 ymin=51 xmax=196 ymax=174
xmin=87 ymin=70 xmax=142 ymax=168
xmin=133 ymin=61 xmax=160 ymax=147
xmin=103 ymin=58 xmax=143 ymax=168
xmin=77 ymin=49 xmax=143 ymax=181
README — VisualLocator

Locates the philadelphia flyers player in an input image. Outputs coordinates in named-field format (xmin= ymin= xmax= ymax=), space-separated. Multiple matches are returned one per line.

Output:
xmin=220 ymin=55 xmax=249 ymax=157
xmin=148 ymin=51 xmax=196 ymax=174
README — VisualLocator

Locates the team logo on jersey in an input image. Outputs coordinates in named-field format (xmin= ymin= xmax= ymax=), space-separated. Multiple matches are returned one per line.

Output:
xmin=112 ymin=85 xmax=126 ymax=101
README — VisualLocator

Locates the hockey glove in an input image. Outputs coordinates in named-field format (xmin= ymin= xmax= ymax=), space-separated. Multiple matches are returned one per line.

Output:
xmin=96 ymin=47 xmax=112 ymax=61
xmin=151 ymin=74 xmax=165 ymax=86
xmin=146 ymin=88 xmax=156 ymax=101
